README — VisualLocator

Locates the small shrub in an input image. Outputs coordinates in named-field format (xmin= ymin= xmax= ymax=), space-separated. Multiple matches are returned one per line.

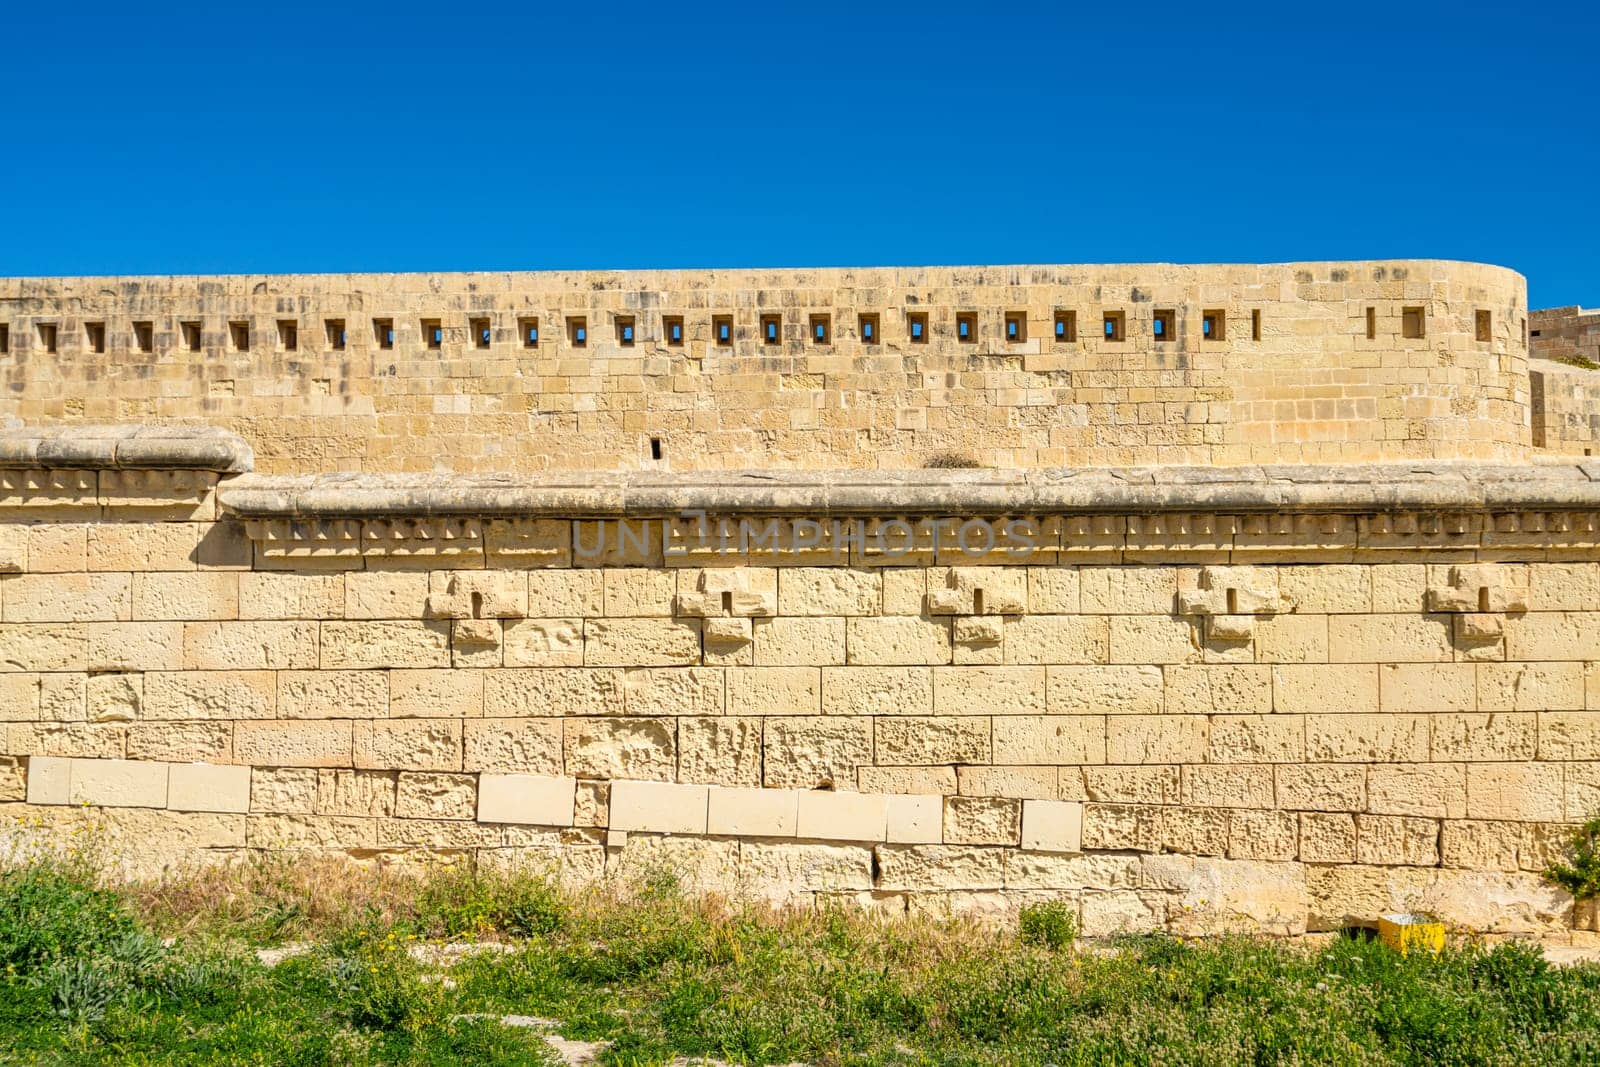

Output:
xmin=1017 ymin=900 xmax=1077 ymax=950
xmin=321 ymin=937 xmax=445 ymax=1033
xmin=0 ymin=859 xmax=139 ymax=973
xmin=1544 ymin=816 xmax=1600 ymax=902
xmin=38 ymin=957 xmax=124 ymax=1024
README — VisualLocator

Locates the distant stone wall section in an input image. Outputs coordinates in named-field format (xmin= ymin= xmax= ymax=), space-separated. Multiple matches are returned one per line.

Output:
xmin=0 ymin=260 xmax=1529 ymax=473
xmin=1530 ymin=306 xmax=1600 ymax=454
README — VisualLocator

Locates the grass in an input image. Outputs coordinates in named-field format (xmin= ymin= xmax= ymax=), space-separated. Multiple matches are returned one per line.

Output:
xmin=2 ymin=850 xmax=1600 ymax=1065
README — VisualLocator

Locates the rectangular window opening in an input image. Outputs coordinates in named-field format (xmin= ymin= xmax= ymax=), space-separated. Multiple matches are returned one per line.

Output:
xmin=85 ymin=322 xmax=106 ymax=354
xmin=1004 ymin=311 xmax=1026 ymax=343
xmin=907 ymin=311 xmax=928 ymax=343
xmin=1250 ymin=309 xmax=1262 ymax=341
xmin=180 ymin=321 xmax=201 ymax=353
xmin=1475 ymin=309 xmax=1492 ymax=342
xmin=469 ymin=317 xmax=491 ymax=349
xmin=1401 ymin=306 xmax=1425 ymax=340
xmin=373 ymin=319 xmax=394 ymax=350
xmin=616 ymin=316 xmax=635 ymax=346
xmin=1054 ymin=310 xmax=1077 ymax=343
xmin=229 ymin=321 xmax=250 ymax=351
xmin=1102 ymin=311 xmax=1126 ymax=343
xmin=277 ymin=320 xmax=298 ymax=351
xmin=132 ymin=321 xmax=153 ymax=353
xmin=858 ymin=313 xmax=880 ymax=344
xmin=422 ymin=318 xmax=442 ymax=350
xmin=760 ymin=314 xmax=781 ymax=345
xmin=518 ymin=317 xmax=540 ymax=347
xmin=1365 ymin=307 xmax=1376 ymax=340
xmin=956 ymin=312 xmax=976 ymax=343
xmin=0 ymin=324 xmax=8 ymax=354
xmin=1202 ymin=309 xmax=1225 ymax=341
xmin=568 ymin=317 xmax=587 ymax=347
xmin=810 ymin=314 xmax=831 ymax=345
xmin=649 ymin=437 xmax=662 ymax=461
xmin=713 ymin=315 xmax=733 ymax=346
xmin=1152 ymin=309 xmax=1175 ymax=342
xmin=325 ymin=319 xmax=346 ymax=351
xmin=38 ymin=323 xmax=59 ymax=354
xmin=664 ymin=316 xmax=684 ymax=346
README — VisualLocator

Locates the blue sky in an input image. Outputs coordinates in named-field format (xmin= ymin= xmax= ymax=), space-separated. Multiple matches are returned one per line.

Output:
xmin=4 ymin=1 xmax=1596 ymax=306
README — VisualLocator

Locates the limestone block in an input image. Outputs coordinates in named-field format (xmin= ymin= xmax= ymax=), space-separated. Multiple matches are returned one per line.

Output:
xmin=321 ymin=620 xmax=450 ymax=669
xmin=3 ymin=573 xmax=130 ymax=623
xmin=1109 ymin=615 xmax=1202 ymax=665
xmin=483 ymin=518 xmax=571 ymax=567
xmin=993 ymin=715 xmax=1104 ymax=765
xmin=1421 ymin=870 xmax=1570 ymax=933
xmin=131 ymin=572 xmax=239 ymax=621
xmin=564 ymin=717 xmax=676 ymax=780
xmin=1081 ymin=804 xmax=1160 ymax=852
xmin=463 ymin=718 xmax=562 ymax=774
xmin=1080 ymin=892 xmax=1163 ymax=937
xmin=144 ymin=671 xmax=275 ymax=723
xmin=1298 ymin=813 xmax=1356 ymax=862
xmin=25 ymin=525 xmax=85 ymax=572
xmin=1005 ymin=851 xmax=1139 ymax=890
xmin=598 ymin=569 xmax=676 ymax=617
xmin=390 ymin=669 xmax=483 ymax=718
xmin=342 ymin=571 xmax=428 ymax=620
xmin=1182 ymin=765 xmax=1274 ymax=808
xmin=9 ymin=722 xmax=125 ymax=759
xmin=957 ymin=765 xmax=1058 ymax=798
xmin=1026 ymin=567 xmax=1080 ymax=614
xmin=761 ymin=716 xmax=871 ymax=788
xmin=1003 ymin=615 xmax=1108 ymax=665
xmin=778 ymin=568 xmax=880 ymax=616
xmin=237 ymin=572 xmax=343 ymax=619
xmin=233 ymin=721 xmax=352 ymax=768
xmin=943 ymin=796 xmax=1020 ymax=846
xmin=677 ymin=717 xmax=761 ymax=787
xmin=1272 ymin=664 xmax=1378 ymax=714
xmin=501 ymin=619 xmax=583 ymax=666
xmin=1081 ymin=567 xmax=1176 ymax=615
xmin=1083 ymin=766 xmax=1180 ymax=805
xmin=1306 ymin=714 xmax=1428 ymax=762
xmin=525 ymin=570 xmax=604 ymax=617
xmin=182 ymin=621 xmax=318 ymax=670
xmin=874 ymin=845 xmax=1005 ymax=891
xmin=249 ymin=767 xmax=316 ymax=813
xmin=1354 ymin=814 xmax=1440 ymax=866
xmin=610 ymin=780 xmax=709 ymax=834
xmin=1379 ymin=663 xmax=1476 ymax=712
xmin=880 ymin=569 xmax=926 ymax=614
xmin=874 ymin=716 xmax=989 ymax=765
xmin=425 ymin=570 xmax=527 ymax=619
xmin=1328 ymin=614 xmax=1452 ymax=663
xmin=707 ymin=786 xmax=797 ymax=836
xmin=1227 ymin=809 xmax=1297 ymax=861
xmin=1208 ymin=715 xmax=1304 ymax=764
xmin=126 ymin=722 xmax=230 ymax=762
xmin=951 ymin=616 xmax=1003 ymax=660
xmin=934 ymin=665 xmax=1044 ymax=715
xmin=796 ymin=790 xmax=887 ymax=842
xmin=86 ymin=523 xmax=197 ymax=571
xmin=1251 ymin=615 xmax=1327 ymax=663
xmin=1367 ymin=763 xmax=1467 ymax=818
xmin=1041 ymin=665 xmax=1159 ymax=715
xmin=753 ymin=616 xmax=846 ymax=666
xmin=1164 ymin=664 xmax=1271 ymax=715
xmin=1440 ymin=820 xmax=1522 ymax=870
xmin=674 ymin=567 xmax=777 ymax=619
xmin=1430 ymin=713 xmax=1536 ymax=761
xmin=736 ymin=842 xmax=872 ymax=897
xmin=376 ymin=818 xmax=501 ymax=849
xmin=245 ymin=813 xmax=376 ymax=849
xmin=886 ymin=793 xmax=942 ymax=843
xmin=1107 ymin=715 xmax=1207 ymax=764
xmin=1276 ymin=565 xmax=1370 ymax=614
xmin=38 ymin=674 xmax=85 ymax=721
xmin=168 ymin=763 xmax=251 ymax=813
xmin=1477 ymin=661 xmax=1585 ymax=712
xmin=611 ymin=836 xmax=737 ymax=893
xmin=483 ymin=667 xmax=624 ymax=717
xmin=1160 ymin=806 xmax=1230 ymax=856
xmin=354 ymin=720 xmax=462 ymax=771
xmin=821 ymin=666 xmax=933 ymax=716
xmin=450 ymin=619 xmax=501 ymax=666
xmin=725 ymin=666 xmax=819 ymax=716
xmin=87 ymin=622 xmax=182 ymax=672
xmin=1370 ymin=565 xmax=1427 ymax=613
xmin=25 ymin=755 xmax=70 ymax=804
xmin=315 ymin=769 xmax=397 ymax=816
xmin=1276 ymin=764 xmax=1365 ymax=812
xmin=1465 ymin=762 xmax=1563 ymax=821
xmin=925 ymin=567 xmax=1026 ymax=616
xmin=574 ymin=780 xmax=609 ymax=827
xmin=1020 ymin=799 xmax=1082 ymax=852
xmin=845 ymin=616 xmax=951 ymax=665
xmin=82 ymin=672 xmax=138 ymax=724
xmin=623 ymin=667 xmax=723 ymax=718
xmin=1160 ymin=857 xmax=1308 ymax=936
xmin=69 ymin=758 xmax=168 ymax=807
xmin=858 ymin=765 xmax=957 ymax=796
xmin=0 ymin=623 xmax=86 ymax=672
xmin=583 ymin=618 xmax=701 ymax=666
xmin=702 ymin=617 xmax=752 ymax=660
xmin=1425 ymin=564 xmax=1528 ymax=614
xmin=278 ymin=671 xmax=389 ymax=719
xmin=476 ymin=773 xmax=576 ymax=826
xmin=1539 ymin=713 xmax=1600 ymax=760
xmin=395 ymin=772 xmax=477 ymax=819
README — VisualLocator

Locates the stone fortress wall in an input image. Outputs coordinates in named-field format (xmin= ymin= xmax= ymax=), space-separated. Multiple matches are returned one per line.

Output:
xmin=0 ymin=260 xmax=1597 ymax=940
xmin=0 ymin=261 xmax=1530 ymax=473
xmin=1530 ymin=306 xmax=1600 ymax=454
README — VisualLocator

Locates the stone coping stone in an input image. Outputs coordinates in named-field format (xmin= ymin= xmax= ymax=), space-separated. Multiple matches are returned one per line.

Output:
xmin=0 ymin=424 xmax=254 ymax=472
xmin=218 ymin=462 xmax=1600 ymax=519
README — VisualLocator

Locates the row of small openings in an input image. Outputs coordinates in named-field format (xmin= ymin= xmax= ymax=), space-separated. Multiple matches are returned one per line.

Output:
xmin=1362 ymin=307 xmax=1504 ymax=342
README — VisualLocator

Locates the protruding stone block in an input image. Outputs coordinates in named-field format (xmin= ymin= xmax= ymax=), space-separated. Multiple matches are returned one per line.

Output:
xmin=476 ymin=773 xmax=576 ymax=827
xmin=1021 ymin=799 xmax=1084 ymax=853
xmin=25 ymin=755 xmax=71 ymax=805
xmin=168 ymin=763 xmax=251 ymax=813
xmin=796 ymin=790 xmax=887 ymax=842
xmin=68 ymin=757 xmax=169 ymax=808
xmin=609 ymin=779 xmax=709 ymax=834
xmin=886 ymin=794 xmax=942 ymax=844
xmin=707 ymin=786 xmax=797 ymax=837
